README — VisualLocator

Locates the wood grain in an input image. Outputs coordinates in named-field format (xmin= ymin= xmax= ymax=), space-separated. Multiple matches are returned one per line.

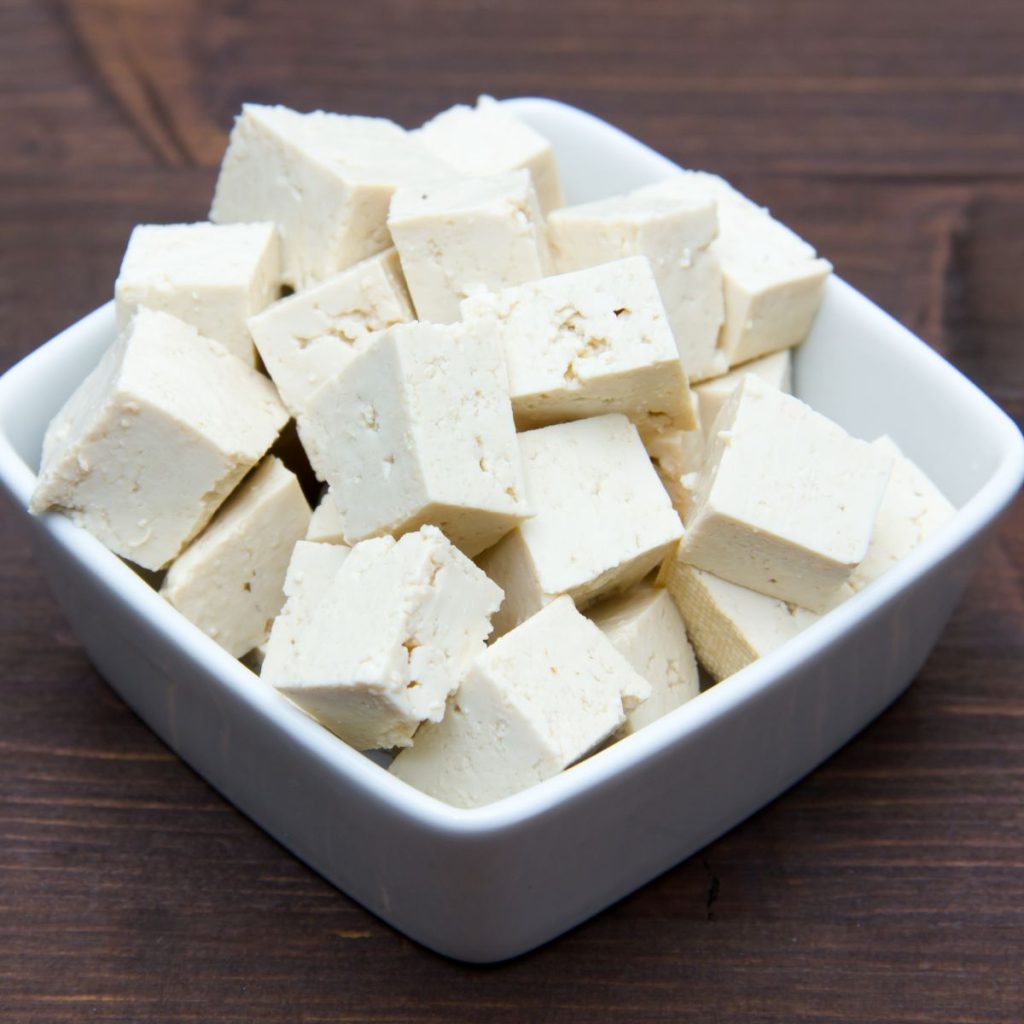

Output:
xmin=1 ymin=0 xmax=1022 ymax=1020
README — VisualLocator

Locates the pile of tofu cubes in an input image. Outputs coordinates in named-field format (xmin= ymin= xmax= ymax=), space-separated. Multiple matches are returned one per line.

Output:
xmin=31 ymin=97 xmax=955 ymax=809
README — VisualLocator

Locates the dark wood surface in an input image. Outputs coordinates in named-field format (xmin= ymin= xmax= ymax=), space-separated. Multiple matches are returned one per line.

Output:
xmin=2 ymin=1 xmax=1022 ymax=1020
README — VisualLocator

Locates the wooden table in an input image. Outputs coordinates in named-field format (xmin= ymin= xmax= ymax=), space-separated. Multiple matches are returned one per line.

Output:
xmin=2 ymin=1 xmax=1022 ymax=1019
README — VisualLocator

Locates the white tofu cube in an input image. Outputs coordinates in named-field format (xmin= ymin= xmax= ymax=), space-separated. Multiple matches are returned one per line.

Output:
xmin=661 ymin=561 xmax=818 ymax=681
xmin=264 ymin=526 xmax=503 ymax=750
xmin=388 ymin=596 xmax=650 ymax=808
xmin=299 ymin=320 xmax=530 ymax=557
xmin=589 ymin=585 xmax=700 ymax=734
xmin=645 ymin=427 xmax=705 ymax=514
xmin=547 ymin=187 xmax=725 ymax=381
xmin=247 ymin=249 xmax=413 ymax=417
xmin=477 ymin=414 xmax=684 ymax=635
xmin=31 ymin=309 xmax=288 ymax=570
xmin=676 ymin=471 xmax=704 ymax=525
xmin=210 ymin=104 xmax=453 ymax=289
xmin=694 ymin=349 xmax=792 ymax=432
xmin=388 ymin=170 xmax=550 ymax=323
xmin=646 ymin=352 xmax=792 ymax=520
xmin=645 ymin=172 xmax=832 ymax=367
xmin=415 ymin=95 xmax=564 ymax=214
xmin=824 ymin=436 xmax=956 ymax=609
xmin=305 ymin=489 xmax=347 ymax=545
xmin=261 ymin=540 xmax=351 ymax=681
xmin=461 ymin=257 xmax=697 ymax=439
xmin=160 ymin=456 xmax=311 ymax=657
xmin=680 ymin=375 xmax=893 ymax=611
xmin=114 ymin=221 xmax=280 ymax=365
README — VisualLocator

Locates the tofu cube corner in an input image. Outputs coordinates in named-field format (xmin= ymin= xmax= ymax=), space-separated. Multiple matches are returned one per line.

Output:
xmin=264 ymin=525 xmax=503 ymax=751
xmin=589 ymin=584 xmax=701 ymax=734
xmin=30 ymin=309 xmax=288 ymax=571
xmin=679 ymin=375 xmax=894 ymax=611
xmin=210 ymin=103 xmax=453 ymax=289
xmin=547 ymin=185 xmax=725 ymax=382
xmin=461 ymin=256 xmax=697 ymax=440
xmin=114 ymin=220 xmax=280 ymax=365
xmin=388 ymin=169 xmax=551 ymax=324
xmin=389 ymin=595 xmax=650 ymax=808
xmin=415 ymin=95 xmax=565 ymax=214
xmin=477 ymin=413 xmax=684 ymax=636
xmin=661 ymin=560 xmax=818 ymax=681
xmin=161 ymin=456 xmax=311 ymax=658
xmin=247 ymin=248 xmax=414 ymax=417
xmin=299 ymin=319 xmax=531 ymax=557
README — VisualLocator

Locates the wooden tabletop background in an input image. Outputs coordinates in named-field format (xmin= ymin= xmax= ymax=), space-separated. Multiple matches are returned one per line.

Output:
xmin=2 ymin=1 xmax=1022 ymax=1020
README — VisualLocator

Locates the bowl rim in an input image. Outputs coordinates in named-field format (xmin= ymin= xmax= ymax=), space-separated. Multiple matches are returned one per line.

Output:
xmin=1 ymin=97 xmax=1021 ymax=839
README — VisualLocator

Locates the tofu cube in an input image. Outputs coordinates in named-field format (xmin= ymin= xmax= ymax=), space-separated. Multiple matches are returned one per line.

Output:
xmin=647 ymin=351 xmax=792 ymax=522
xmin=661 ymin=561 xmax=818 ymax=681
xmin=160 ymin=456 xmax=311 ymax=657
xmin=247 ymin=249 xmax=413 ymax=417
xmin=388 ymin=596 xmax=651 ymax=808
xmin=589 ymin=585 xmax=700 ymax=734
xmin=694 ymin=348 xmax=792 ymax=432
xmin=305 ymin=489 xmax=347 ymax=545
xmin=31 ymin=309 xmax=288 ymax=570
xmin=210 ymin=104 xmax=453 ymax=289
xmin=477 ymin=414 xmax=685 ymax=635
xmin=461 ymin=257 xmax=697 ymax=439
xmin=114 ymin=221 xmax=280 ymax=365
xmin=645 ymin=427 xmax=705 ymax=515
xmin=547 ymin=187 xmax=725 ymax=381
xmin=388 ymin=170 xmax=550 ymax=323
xmin=645 ymin=172 xmax=832 ymax=367
xmin=680 ymin=375 xmax=893 ymax=612
xmin=261 ymin=539 xmax=351 ymax=681
xmin=415 ymin=95 xmax=564 ymax=214
xmin=264 ymin=526 xmax=503 ymax=750
xmin=299 ymin=320 xmax=530 ymax=557
xmin=824 ymin=436 xmax=955 ymax=609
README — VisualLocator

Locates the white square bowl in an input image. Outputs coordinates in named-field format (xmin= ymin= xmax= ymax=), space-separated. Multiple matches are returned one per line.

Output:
xmin=0 ymin=98 xmax=1020 ymax=964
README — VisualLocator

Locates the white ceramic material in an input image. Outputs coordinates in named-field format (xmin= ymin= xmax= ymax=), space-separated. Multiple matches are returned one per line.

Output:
xmin=0 ymin=98 xmax=1020 ymax=964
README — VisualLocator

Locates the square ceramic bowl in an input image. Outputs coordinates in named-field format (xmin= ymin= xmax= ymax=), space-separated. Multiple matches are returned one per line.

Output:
xmin=0 ymin=98 xmax=1021 ymax=964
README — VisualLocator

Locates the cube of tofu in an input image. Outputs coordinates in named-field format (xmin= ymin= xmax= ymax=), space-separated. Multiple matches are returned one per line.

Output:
xmin=647 ymin=351 xmax=792 ymax=521
xmin=299 ymin=320 xmax=530 ymax=557
xmin=389 ymin=596 xmax=650 ymax=808
xmin=476 ymin=414 xmax=684 ymax=635
xmin=824 ymin=436 xmax=955 ymax=609
xmin=679 ymin=375 xmax=893 ymax=612
xmin=644 ymin=172 xmax=831 ymax=367
xmin=305 ymin=489 xmax=347 ymax=545
xmin=589 ymin=585 xmax=700 ymax=734
xmin=261 ymin=539 xmax=350 ymax=680
xmin=678 ymin=471 xmax=704 ymax=524
xmin=247 ymin=249 xmax=413 ymax=417
xmin=160 ymin=456 xmax=311 ymax=657
xmin=30 ymin=309 xmax=288 ymax=570
xmin=388 ymin=170 xmax=550 ymax=323
xmin=547 ymin=187 xmax=725 ymax=381
xmin=661 ymin=561 xmax=818 ymax=681
xmin=694 ymin=349 xmax=792 ymax=431
xmin=210 ymin=104 xmax=453 ymax=289
xmin=461 ymin=257 xmax=697 ymax=439
xmin=114 ymin=221 xmax=280 ymax=365
xmin=415 ymin=95 xmax=564 ymax=214
xmin=645 ymin=427 xmax=705 ymax=514
xmin=263 ymin=526 xmax=503 ymax=750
